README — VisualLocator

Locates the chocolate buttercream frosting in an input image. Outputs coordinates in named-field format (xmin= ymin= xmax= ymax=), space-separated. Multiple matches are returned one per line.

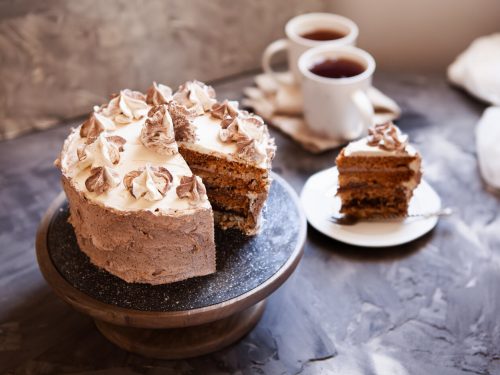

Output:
xmin=85 ymin=166 xmax=120 ymax=195
xmin=146 ymin=82 xmax=173 ymax=106
xmin=141 ymin=105 xmax=178 ymax=155
xmin=123 ymin=164 xmax=173 ymax=201
xmin=173 ymin=80 xmax=217 ymax=115
xmin=98 ymin=89 xmax=148 ymax=124
xmin=218 ymin=114 xmax=268 ymax=163
xmin=211 ymin=100 xmax=238 ymax=126
xmin=367 ymin=122 xmax=408 ymax=151
xmin=236 ymin=137 xmax=266 ymax=164
xmin=80 ymin=112 xmax=116 ymax=143
xmin=176 ymin=175 xmax=207 ymax=204
xmin=219 ymin=117 xmax=245 ymax=143
xmin=167 ymin=101 xmax=196 ymax=142
xmin=77 ymin=134 xmax=126 ymax=168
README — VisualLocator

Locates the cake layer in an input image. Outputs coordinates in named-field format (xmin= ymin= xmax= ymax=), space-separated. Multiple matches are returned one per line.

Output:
xmin=179 ymin=146 xmax=270 ymax=191
xmin=190 ymin=169 xmax=267 ymax=193
xmin=336 ymin=154 xmax=420 ymax=171
xmin=179 ymin=145 xmax=271 ymax=235
xmin=206 ymin=187 xmax=251 ymax=216
xmin=337 ymin=185 xmax=411 ymax=200
xmin=63 ymin=176 xmax=216 ymax=284
xmin=340 ymin=197 xmax=408 ymax=218
xmin=338 ymin=170 xmax=418 ymax=187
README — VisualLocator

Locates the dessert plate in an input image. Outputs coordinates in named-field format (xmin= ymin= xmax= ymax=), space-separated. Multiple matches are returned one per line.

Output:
xmin=300 ymin=167 xmax=441 ymax=247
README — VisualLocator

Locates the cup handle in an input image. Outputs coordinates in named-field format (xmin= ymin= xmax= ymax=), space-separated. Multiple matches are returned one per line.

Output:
xmin=346 ymin=89 xmax=374 ymax=140
xmin=262 ymin=39 xmax=291 ymax=85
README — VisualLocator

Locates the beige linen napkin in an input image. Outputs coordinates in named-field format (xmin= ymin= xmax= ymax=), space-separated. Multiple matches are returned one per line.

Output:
xmin=242 ymin=73 xmax=401 ymax=153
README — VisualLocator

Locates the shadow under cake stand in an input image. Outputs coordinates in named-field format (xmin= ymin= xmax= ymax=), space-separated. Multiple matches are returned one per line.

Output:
xmin=36 ymin=173 xmax=306 ymax=359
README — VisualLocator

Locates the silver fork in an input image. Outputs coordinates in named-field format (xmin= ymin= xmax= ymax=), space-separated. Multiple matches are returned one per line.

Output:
xmin=329 ymin=207 xmax=454 ymax=226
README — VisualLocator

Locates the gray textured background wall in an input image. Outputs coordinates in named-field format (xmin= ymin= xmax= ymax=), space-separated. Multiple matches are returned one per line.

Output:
xmin=0 ymin=0 xmax=329 ymax=140
xmin=1 ymin=0 xmax=500 ymax=140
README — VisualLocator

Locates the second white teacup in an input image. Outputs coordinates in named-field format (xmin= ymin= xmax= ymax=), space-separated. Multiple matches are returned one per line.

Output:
xmin=298 ymin=45 xmax=376 ymax=141
xmin=262 ymin=13 xmax=359 ymax=85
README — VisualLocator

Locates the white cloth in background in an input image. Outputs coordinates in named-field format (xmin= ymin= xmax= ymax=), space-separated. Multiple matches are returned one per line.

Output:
xmin=448 ymin=34 xmax=500 ymax=190
xmin=242 ymin=73 xmax=401 ymax=153
xmin=476 ymin=107 xmax=500 ymax=190
xmin=448 ymin=33 xmax=500 ymax=105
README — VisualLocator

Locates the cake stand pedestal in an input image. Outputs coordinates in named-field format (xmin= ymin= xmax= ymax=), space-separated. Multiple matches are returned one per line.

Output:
xmin=36 ymin=173 xmax=306 ymax=359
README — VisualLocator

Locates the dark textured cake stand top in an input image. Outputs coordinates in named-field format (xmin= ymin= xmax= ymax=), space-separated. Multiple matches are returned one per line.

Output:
xmin=47 ymin=173 xmax=303 ymax=312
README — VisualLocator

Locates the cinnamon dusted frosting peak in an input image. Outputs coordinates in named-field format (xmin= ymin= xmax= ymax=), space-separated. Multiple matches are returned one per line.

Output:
xmin=77 ymin=133 xmax=126 ymax=170
xmin=85 ymin=166 xmax=120 ymax=195
xmin=167 ymin=101 xmax=197 ymax=142
xmin=80 ymin=112 xmax=116 ymax=143
xmin=176 ymin=175 xmax=207 ymax=204
xmin=146 ymin=82 xmax=173 ymax=106
xmin=211 ymin=100 xmax=239 ymax=127
xmin=218 ymin=113 xmax=269 ymax=163
xmin=97 ymin=89 xmax=149 ymax=124
xmin=173 ymin=81 xmax=217 ymax=115
xmin=124 ymin=164 xmax=173 ymax=201
xmin=141 ymin=105 xmax=178 ymax=155
xmin=367 ymin=122 xmax=408 ymax=151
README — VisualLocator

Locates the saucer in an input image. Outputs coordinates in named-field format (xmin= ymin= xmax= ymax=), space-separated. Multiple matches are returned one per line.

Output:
xmin=300 ymin=167 xmax=441 ymax=247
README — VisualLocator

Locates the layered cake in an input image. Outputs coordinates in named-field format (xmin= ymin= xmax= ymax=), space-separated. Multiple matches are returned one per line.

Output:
xmin=56 ymin=81 xmax=275 ymax=284
xmin=335 ymin=122 xmax=422 ymax=218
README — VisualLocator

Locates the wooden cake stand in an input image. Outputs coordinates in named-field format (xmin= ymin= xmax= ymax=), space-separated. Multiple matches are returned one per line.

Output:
xmin=36 ymin=173 xmax=306 ymax=359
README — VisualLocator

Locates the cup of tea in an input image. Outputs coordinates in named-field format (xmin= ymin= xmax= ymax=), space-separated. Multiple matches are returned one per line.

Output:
xmin=298 ymin=45 xmax=376 ymax=140
xmin=262 ymin=13 xmax=358 ymax=85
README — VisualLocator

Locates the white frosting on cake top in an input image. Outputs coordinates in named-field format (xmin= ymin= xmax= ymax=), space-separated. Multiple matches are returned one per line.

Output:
xmin=344 ymin=137 xmax=417 ymax=157
xmin=60 ymin=116 xmax=210 ymax=214
xmin=344 ymin=122 xmax=417 ymax=157
xmin=58 ymin=81 xmax=275 ymax=213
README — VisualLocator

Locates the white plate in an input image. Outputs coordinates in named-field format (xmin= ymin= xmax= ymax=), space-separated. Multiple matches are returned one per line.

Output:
xmin=300 ymin=167 xmax=441 ymax=247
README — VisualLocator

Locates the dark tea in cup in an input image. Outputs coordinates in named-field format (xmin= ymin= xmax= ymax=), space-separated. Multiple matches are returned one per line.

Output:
xmin=301 ymin=28 xmax=346 ymax=41
xmin=309 ymin=58 xmax=365 ymax=79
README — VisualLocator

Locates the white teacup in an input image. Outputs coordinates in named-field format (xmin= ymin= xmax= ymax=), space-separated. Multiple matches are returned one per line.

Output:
xmin=262 ymin=13 xmax=358 ymax=85
xmin=298 ymin=45 xmax=376 ymax=141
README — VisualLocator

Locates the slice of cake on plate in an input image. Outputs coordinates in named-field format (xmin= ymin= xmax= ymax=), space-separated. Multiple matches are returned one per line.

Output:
xmin=55 ymin=81 xmax=276 ymax=285
xmin=335 ymin=122 xmax=422 ymax=218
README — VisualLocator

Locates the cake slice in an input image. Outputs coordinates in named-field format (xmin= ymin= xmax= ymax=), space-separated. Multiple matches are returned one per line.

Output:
xmin=335 ymin=122 xmax=422 ymax=218
xmin=146 ymin=81 xmax=276 ymax=235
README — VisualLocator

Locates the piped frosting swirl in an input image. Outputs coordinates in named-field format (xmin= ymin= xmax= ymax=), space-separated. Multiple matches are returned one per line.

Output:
xmin=173 ymin=81 xmax=217 ymax=115
xmin=218 ymin=113 xmax=269 ymax=163
xmin=211 ymin=100 xmax=239 ymax=126
xmin=85 ymin=166 xmax=120 ymax=195
xmin=146 ymin=82 xmax=173 ymax=106
xmin=77 ymin=133 xmax=126 ymax=169
xmin=97 ymin=89 xmax=149 ymax=124
xmin=367 ymin=122 xmax=408 ymax=151
xmin=123 ymin=164 xmax=173 ymax=201
xmin=141 ymin=105 xmax=178 ymax=155
xmin=80 ymin=112 xmax=116 ymax=143
xmin=167 ymin=101 xmax=197 ymax=142
xmin=176 ymin=175 xmax=207 ymax=204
